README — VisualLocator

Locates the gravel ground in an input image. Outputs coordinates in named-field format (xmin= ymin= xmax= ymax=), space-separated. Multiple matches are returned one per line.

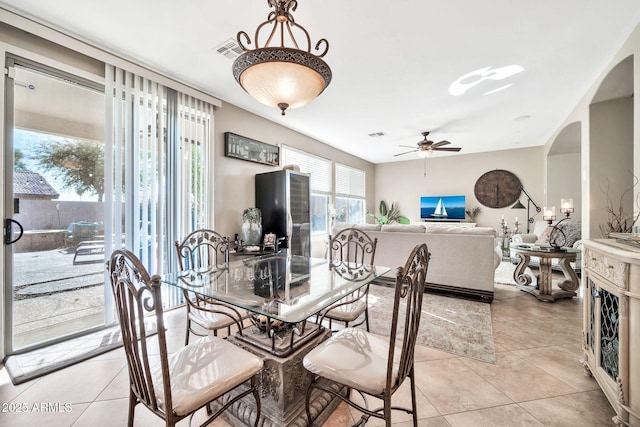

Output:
xmin=13 ymin=248 xmax=105 ymax=293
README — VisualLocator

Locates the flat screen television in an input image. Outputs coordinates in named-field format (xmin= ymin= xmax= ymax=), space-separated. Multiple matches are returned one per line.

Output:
xmin=420 ymin=195 xmax=466 ymax=221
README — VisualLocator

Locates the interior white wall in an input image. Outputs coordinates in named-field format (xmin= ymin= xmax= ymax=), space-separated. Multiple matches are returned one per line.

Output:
xmin=213 ymin=102 xmax=376 ymax=257
xmin=374 ymin=146 xmax=544 ymax=231
xmin=589 ymin=97 xmax=634 ymax=238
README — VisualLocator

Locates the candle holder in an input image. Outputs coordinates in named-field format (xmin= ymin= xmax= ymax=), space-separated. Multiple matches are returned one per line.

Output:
xmin=499 ymin=218 xmax=520 ymax=257
xmin=543 ymin=206 xmax=556 ymax=224
xmin=548 ymin=198 xmax=574 ymax=249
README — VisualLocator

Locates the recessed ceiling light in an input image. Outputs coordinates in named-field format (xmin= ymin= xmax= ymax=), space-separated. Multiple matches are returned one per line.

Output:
xmin=513 ymin=115 xmax=531 ymax=121
xmin=449 ymin=65 xmax=524 ymax=96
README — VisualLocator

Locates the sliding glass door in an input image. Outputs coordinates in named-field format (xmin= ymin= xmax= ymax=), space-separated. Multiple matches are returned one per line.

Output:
xmin=3 ymin=57 xmax=107 ymax=352
xmin=4 ymin=58 xmax=216 ymax=354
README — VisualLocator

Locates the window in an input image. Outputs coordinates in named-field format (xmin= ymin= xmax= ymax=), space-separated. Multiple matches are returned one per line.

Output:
xmin=335 ymin=163 xmax=366 ymax=224
xmin=282 ymin=146 xmax=331 ymax=234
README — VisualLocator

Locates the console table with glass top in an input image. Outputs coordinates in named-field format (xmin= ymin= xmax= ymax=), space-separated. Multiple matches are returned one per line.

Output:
xmin=159 ymin=250 xmax=390 ymax=427
xmin=511 ymin=244 xmax=581 ymax=302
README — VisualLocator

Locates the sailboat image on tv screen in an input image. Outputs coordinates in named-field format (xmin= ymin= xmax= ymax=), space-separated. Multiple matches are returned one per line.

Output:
xmin=431 ymin=198 xmax=448 ymax=218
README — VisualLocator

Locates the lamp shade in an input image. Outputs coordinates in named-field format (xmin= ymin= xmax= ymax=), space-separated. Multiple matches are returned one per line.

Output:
xmin=233 ymin=48 xmax=331 ymax=113
xmin=417 ymin=149 xmax=434 ymax=159
xmin=511 ymin=200 xmax=526 ymax=209
xmin=233 ymin=0 xmax=331 ymax=115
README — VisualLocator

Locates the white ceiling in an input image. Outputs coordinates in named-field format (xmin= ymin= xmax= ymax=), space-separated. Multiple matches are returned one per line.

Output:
xmin=2 ymin=0 xmax=640 ymax=164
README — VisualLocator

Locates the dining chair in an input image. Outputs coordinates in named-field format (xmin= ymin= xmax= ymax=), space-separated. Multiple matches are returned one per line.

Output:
xmin=109 ymin=249 xmax=263 ymax=427
xmin=304 ymin=243 xmax=431 ymax=427
xmin=318 ymin=226 xmax=378 ymax=331
xmin=175 ymin=229 xmax=246 ymax=345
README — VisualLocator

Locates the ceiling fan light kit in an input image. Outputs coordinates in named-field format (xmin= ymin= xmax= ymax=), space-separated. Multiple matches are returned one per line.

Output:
xmin=232 ymin=0 xmax=332 ymax=116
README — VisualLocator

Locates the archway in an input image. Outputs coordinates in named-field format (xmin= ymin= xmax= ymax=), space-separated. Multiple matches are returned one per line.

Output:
xmin=589 ymin=55 xmax=634 ymax=238
xmin=548 ymin=121 xmax=582 ymax=223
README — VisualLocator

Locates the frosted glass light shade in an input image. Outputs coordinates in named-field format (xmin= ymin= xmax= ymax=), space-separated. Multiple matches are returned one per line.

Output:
xmin=233 ymin=47 xmax=332 ymax=115
xmin=560 ymin=198 xmax=574 ymax=216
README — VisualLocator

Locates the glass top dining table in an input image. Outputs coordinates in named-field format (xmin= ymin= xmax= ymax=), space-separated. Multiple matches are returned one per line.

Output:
xmin=159 ymin=249 xmax=391 ymax=325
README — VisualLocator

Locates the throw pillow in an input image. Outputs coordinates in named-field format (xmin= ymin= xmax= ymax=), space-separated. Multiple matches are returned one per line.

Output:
xmin=535 ymin=226 xmax=554 ymax=245
xmin=558 ymin=222 xmax=581 ymax=247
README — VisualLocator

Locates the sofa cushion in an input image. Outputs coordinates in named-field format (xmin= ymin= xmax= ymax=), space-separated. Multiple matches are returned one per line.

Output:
xmin=358 ymin=224 xmax=382 ymax=232
xmin=380 ymin=224 xmax=426 ymax=233
xmin=424 ymin=225 xmax=497 ymax=236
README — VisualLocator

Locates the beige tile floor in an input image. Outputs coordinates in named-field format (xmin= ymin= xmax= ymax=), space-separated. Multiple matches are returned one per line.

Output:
xmin=0 ymin=282 xmax=617 ymax=427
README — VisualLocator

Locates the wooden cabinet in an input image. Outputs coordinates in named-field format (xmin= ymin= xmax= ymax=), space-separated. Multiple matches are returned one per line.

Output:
xmin=582 ymin=239 xmax=640 ymax=426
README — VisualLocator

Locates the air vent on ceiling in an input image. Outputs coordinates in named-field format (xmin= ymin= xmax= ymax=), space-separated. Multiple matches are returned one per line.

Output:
xmin=215 ymin=38 xmax=244 ymax=60
xmin=368 ymin=132 xmax=385 ymax=137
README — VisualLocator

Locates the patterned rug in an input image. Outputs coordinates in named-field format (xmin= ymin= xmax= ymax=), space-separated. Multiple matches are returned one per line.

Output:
xmin=368 ymin=284 xmax=496 ymax=364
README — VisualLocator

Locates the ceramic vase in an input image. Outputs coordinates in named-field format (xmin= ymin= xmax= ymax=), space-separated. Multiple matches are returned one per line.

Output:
xmin=241 ymin=207 xmax=262 ymax=246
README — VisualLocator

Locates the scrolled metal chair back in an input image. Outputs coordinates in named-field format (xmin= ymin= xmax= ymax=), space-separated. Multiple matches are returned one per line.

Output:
xmin=109 ymin=249 xmax=171 ymax=416
xmin=386 ymin=243 xmax=430 ymax=393
xmin=328 ymin=227 xmax=378 ymax=279
xmin=175 ymin=229 xmax=229 ymax=271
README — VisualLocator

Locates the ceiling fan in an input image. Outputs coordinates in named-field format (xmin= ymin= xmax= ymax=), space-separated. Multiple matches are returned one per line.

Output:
xmin=394 ymin=131 xmax=462 ymax=158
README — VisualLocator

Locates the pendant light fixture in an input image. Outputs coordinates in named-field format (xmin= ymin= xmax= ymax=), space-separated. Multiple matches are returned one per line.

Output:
xmin=232 ymin=0 xmax=332 ymax=116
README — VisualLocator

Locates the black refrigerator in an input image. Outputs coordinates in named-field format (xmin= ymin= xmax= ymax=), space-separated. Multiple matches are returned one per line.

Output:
xmin=255 ymin=169 xmax=311 ymax=257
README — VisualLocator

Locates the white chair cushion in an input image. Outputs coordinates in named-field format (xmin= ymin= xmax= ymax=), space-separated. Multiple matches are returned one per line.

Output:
xmin=322 ymin=300 xmax=367 ymax=322
xmin=189 ymin=305 xmax=245 ymax=330
xmin=152 ymin=336 xmax=263 ymax=416
xmin=303 ymin=328 xmax=399 ymax=395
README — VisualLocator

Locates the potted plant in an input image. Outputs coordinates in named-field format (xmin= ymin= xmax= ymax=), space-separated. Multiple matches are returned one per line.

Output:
xmin=241 ymin=207 xmax=262 ymax=245
xmin=367 ymin=200 xmax=410 ymax=224
xmin=599 ymin=173 xmax=640 ymax=237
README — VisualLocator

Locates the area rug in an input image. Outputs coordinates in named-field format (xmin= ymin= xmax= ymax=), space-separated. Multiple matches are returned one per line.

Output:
xmin=5 ymin=321 xmax=156 ymax=385
xmin=494 ymin=261 xmax=538 ymax=287
xmin=368 ymin=284 xmax=496 ymax=364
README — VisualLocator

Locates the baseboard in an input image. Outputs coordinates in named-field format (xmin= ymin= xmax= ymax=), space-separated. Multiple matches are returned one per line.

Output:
xmin=373 ymin=278 xmax=494 ymax=303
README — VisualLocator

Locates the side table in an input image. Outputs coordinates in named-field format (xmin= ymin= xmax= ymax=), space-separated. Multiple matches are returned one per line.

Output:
xmin=511 ymin=245 xmax=580 ymax=302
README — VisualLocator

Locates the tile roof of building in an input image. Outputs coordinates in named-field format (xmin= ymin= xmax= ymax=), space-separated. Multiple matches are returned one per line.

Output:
xmin=14 ymin=171 xmax=59 ymax=199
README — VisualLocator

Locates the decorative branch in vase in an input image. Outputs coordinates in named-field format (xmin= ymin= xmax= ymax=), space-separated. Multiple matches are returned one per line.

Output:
xmin=465 ymin=206 xmax=481 ymax=223
xmin=599 ymin=172 xmax=640 ymax=237
xmin=241 ymin=207 xmax=263 ymax=246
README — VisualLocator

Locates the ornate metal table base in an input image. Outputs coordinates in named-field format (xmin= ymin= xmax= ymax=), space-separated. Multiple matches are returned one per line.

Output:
xmin=513 ymin=251 xmax=579 ymax=302
xmin=217 ymin=327 xmax=342 ymax=427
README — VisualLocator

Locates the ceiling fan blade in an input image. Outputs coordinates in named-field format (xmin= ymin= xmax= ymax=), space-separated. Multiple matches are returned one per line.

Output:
xmin=394 ymin=149 xmax=418 ymax=157
xmin=431 ymin=140 xmax=451 ymax=148
xmin=399 ymin=144 xmax=418 ymax=149
xmin=433 ymin=147 xmax=462 ymax=152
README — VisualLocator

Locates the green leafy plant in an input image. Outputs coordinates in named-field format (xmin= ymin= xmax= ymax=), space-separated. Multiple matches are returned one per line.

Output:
xmin=242 ymin=207 xmax=261 ymax=224
xmin=367 ymin=200 xmax=410 ymax=224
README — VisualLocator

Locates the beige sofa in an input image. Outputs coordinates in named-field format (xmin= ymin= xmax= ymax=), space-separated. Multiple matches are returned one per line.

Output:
xmin=333 ymin=223 xmax=499 ymax=303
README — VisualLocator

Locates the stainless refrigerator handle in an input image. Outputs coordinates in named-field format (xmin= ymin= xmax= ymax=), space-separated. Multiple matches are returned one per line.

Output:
xmin=286 ymin=212 xmax=293 ymax=242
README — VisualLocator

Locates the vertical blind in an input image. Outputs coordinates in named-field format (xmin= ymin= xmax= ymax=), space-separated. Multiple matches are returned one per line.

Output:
xmin=104 ymin=65 xmax=214 ymax=276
